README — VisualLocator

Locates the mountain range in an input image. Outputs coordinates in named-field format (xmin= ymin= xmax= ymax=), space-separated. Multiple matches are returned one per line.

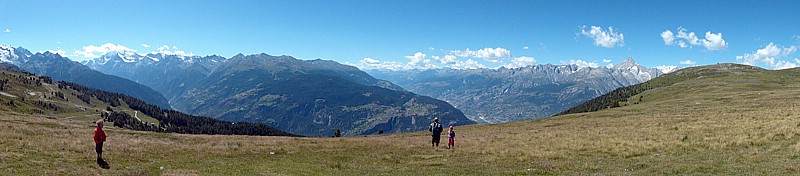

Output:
xmin=367 ymin=57 xmax=672 ymax=123
xmin=82 ymin=51 xmax=473 ymax=136
xmin=0 ymin=46 xmax=171 ymax=108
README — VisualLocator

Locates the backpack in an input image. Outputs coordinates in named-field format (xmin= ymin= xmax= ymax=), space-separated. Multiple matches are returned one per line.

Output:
xmin=431 ymin=122 xmax=443 ymax=134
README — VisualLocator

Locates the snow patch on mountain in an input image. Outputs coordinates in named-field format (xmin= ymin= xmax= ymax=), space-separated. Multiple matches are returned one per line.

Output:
xmin=655 ymin=65 xmax=680 ymax=73
xmin=0 ymin=45 xmax=17 ymax=63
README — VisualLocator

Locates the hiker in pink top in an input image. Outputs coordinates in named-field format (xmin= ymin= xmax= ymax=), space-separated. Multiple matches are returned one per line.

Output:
xmin=447 ymin=126 xmax=455 ymax=149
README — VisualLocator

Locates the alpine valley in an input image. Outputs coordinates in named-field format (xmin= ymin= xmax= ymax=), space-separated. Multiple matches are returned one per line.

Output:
xmin=81 ymin=51 xmax=474 ymax=136
xmin=367 ymin=57 xmax=677 ymax=123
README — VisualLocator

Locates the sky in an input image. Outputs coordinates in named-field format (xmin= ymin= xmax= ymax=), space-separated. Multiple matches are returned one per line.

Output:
xmin=1 ymin=0 xmax=799 ymax=70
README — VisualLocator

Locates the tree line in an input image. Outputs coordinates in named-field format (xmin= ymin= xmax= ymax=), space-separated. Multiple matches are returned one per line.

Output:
xmin=58 ymin=81 xmax=299 ymax=136
xmin=555 ymin=69 xmax=703 ymax=116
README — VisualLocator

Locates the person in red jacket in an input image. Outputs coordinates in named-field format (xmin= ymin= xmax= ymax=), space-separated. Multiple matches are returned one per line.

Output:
xmin=94 ymin=119 xmax=107 ymax=161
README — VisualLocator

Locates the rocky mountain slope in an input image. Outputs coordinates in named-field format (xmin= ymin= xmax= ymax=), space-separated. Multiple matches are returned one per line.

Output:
xmin=0 ymin=64 xmax=295 ymax=136
xmin=83 ymin=52 xmax=473 ymax=136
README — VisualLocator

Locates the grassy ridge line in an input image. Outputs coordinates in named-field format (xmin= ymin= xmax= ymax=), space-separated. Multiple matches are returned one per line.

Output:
xmin=556 ymin=63 xmax=764 ymax=116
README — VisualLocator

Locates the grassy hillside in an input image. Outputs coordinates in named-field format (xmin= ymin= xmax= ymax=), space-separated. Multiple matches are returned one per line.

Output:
xmin=3 ymin=63 xmax=800 ymax=175
xmin=0 ymin=67 xmax=296 ymax=136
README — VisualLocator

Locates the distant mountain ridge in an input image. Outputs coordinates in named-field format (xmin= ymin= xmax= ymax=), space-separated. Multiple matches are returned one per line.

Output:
xmin=83 ymin=52 xmax=473 ymax=136
xmin=82 ymin=52 xmax=227 ymax=103
xmin=0 ymin=46 xmax=171 ymax=108
xmin=367 ymin=57 xmax=670 ymax=123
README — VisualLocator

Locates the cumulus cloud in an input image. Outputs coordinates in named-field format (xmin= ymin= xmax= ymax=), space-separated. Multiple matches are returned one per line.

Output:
xmin=429 ymin=47 xmax=435 ymax=51
xmin=660 ymin=30 xmax=675 ymax=45
xmin=679 ymin=60 xmax=696 ymax=65
xmin=3 ymin=28 xmax=9 ymax=33
xmin=773 ymin=60 xmax=798 ymax=69
xmin=354 ymin=57 xmax=406 ymax=70
xmin=523 ymin=46 xmax=529 ymax=50
xmin=433 ymin=55 xmax=458 ymax=64
xmin=404 ymin=52 xmax=431 ymax=67
xmin=579 ymin=25 xmax=624 ymax=48
xmin=448 ymin=47 xmax=511 ymax=63
xmin=502 ymin=56 xmax=536 ymax=68
xmin=361 ymin=57 xmax=380 ymax=64
xmin=73 ymin=43 xmax=137 ymax=59
xmin=675 ymin=27 xmax=702 ymax=47
xmin=563 ymin=59 xmax=600 ymax=68
xmin=794 ymin=35 xmax=800 ymax=41
xmin=736 ymin=42 xmax=799 ymax=69
xmin=661 ymin=27 xmax=727 ymax=50
xmin=702 ymin=32 xmax=728 ymax=50
xmin=142 ymin=44 xmax=150 ymax=48
xmin=153 ymin=45 xmax=194 ymax=56
xmin=451 ymin=59 xmax=486 ymax=69
xmin=602 ymin=59 xmax=612 ymax=63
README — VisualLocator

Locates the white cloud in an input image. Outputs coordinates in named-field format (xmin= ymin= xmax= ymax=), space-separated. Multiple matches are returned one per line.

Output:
xmin=361 ymin=57 xmax=380 ymax=64
xmin=773 ymin=60 xmax=798 ymax=69
xmin=451 ymin=59 xmax=486 ymax=69
xmin=563 ymin=59 xmax=600 ymax=68
xmin=73 ymin=43 xmax=137 ymax=59
xmin=602 ymin=59 xmax=612 ymax=63
xmin=448 ymin=47 xmax=511 ymax=63
xmin=675 ymin=27 xmax=701 ymax=46
xmin=404 ymin=52 xmax=431 ymax=67
xmin=523 ymin=46 xmax=529 ymax=50
xmin=153 ymin=45 xmax=194 ymax=56
xmin=660 ymin=30 xmax=675 ymax=45
xmin=736 ymin=42 xmax=800 ymax=69
xmin=429 ymin=47 xmax=435 ymax=51
xmin=679 ymin=60 xmax=696 ymax=65
xmin=702 ymin=32 xmax=728 ymax=50
xmin=354 ymin=58 xmax=406 ymax=70
xmin=793 ymin=35 xmax=800 ymax=41
xmin=142 ymin=44 xmax=150 ymax=48
xmin=502 ymin=56 xmax=537 ymax=68
xmin=434 ymin=55 xmax=458 ymax=64
xmin=579 ymin=25 xmax=624 ymax=48
xmin=3 ymin=28 xmax=9 ymax=33
xmin=662 ymin=27 xmax=727 ymax=50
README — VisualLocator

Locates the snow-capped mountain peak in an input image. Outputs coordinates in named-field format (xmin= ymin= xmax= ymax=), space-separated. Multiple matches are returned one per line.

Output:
xmin=613 ymin=57 xmax=639 ymax=70
xmin=0 ymin=45 xmax=18 ymax=64
xmin=655 ymin=65 xmax=680 ymax=73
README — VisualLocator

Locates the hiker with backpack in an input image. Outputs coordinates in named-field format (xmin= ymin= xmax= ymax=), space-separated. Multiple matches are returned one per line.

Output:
xmin=429 ymin=117 xmax=443 ymax=148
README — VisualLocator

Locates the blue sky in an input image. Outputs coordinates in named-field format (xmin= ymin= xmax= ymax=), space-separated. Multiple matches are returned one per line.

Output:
xmin=1 ymin=0 xmax=799 ymax=70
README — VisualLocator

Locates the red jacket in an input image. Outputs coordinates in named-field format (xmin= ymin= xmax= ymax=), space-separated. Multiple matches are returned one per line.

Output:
xmin=94 ymin=128 xmax=106 ymax=144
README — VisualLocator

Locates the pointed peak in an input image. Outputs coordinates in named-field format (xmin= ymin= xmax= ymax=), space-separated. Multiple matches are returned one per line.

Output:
xmin=622 ymin=57 xmax=636 ymax=64
xmin=613 ymin=57 xmax=639 ymax=70
xmin=232 ymin=53 xmax=245 ymax=58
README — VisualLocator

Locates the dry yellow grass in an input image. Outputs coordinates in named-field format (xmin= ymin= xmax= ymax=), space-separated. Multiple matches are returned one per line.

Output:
xmin=2 ymin=65 xmax=800 ymax=175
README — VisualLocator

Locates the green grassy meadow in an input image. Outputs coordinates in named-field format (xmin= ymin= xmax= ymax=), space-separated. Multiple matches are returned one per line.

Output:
xmin=3 ymin=64 xmax=800 ymax=175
